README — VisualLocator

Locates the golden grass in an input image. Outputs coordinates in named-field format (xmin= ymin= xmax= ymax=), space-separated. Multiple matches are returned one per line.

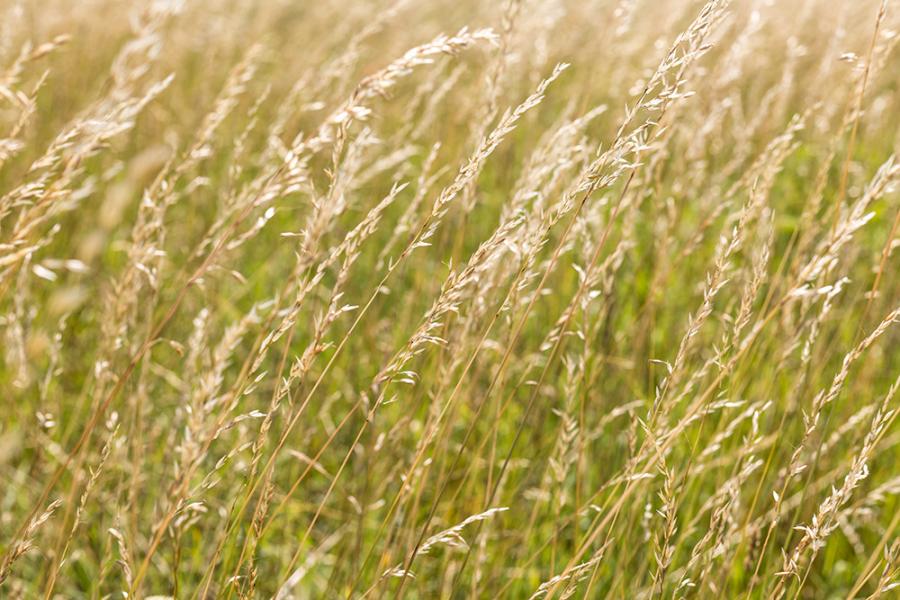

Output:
xmin=1 ymin=0 xmax=899 ymax=597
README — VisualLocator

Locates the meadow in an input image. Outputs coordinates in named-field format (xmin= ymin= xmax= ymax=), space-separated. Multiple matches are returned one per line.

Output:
xmin=0 ymin=0 xmax=899 ymax=597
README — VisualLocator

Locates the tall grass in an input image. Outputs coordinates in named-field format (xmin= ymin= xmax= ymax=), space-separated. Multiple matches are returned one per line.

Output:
xmin=1 ymin=0 xmax=899 ymax=597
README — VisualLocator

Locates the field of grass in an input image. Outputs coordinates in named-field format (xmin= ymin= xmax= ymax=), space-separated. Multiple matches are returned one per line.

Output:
xmin=1 ymin=0 xmax=899 ymax=597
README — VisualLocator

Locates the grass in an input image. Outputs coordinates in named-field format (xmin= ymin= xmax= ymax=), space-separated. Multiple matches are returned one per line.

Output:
xmin=1 ymin=0 xmax=899 ymax=597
